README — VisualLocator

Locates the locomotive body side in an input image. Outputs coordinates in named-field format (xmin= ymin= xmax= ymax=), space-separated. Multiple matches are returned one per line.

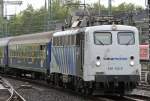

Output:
xmin=50 ymin=29 xmax=84 ymax=82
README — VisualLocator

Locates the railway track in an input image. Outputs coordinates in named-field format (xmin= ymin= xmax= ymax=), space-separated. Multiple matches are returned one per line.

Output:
xmin=8 ymin=90 xmax=26 ymax=101
xmin=123 ymin=94 xmax=150 ymax=101
xmin=0 ymin=76 xmax=26 ymax=101
xmin=137 ymin=83 xmax=150 ymax=91
xmin=1 ymin=73 xmax=150 ymax=101
xmin=94 ymin=94 xmax=150 ymax=101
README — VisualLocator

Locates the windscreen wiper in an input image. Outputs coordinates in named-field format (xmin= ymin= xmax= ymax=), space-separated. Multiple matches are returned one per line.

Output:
xmin=126 ymin=38 xmax=133 ymax=45
xmin=97 ymin=40 xmax=104 ymax=45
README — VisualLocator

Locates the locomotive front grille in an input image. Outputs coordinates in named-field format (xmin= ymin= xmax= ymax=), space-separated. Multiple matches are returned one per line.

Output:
xmin=95 ymin=75 xmax=140 ymax=82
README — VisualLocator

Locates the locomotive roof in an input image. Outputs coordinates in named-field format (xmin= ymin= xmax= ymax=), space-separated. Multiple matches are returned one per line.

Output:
xmin=53 ymin=29 xmax=83 ymax=37
xmin=0 ymin=37 xmax=12 ymax=47
xmin=9 ymin=31 xmax=53 ymax=45
xmin=85 ymin=25 xmax=138 ymax=32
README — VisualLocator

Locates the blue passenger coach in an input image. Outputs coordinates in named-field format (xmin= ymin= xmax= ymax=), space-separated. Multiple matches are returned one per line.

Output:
xmin=0 ymin=37 xmax=12 ymax=69
xmin=7 ymin=32 xmax=52 ymax=76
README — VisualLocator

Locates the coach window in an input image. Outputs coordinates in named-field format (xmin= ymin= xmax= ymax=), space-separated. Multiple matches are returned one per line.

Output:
xmin=71 ymin=35 xmax=73 ymax=45
xmin=73 ymin=35 xmax=77 ymax=45
xmin=76 ymin=34 xmax=80 ymax=45
xmin=118 ymin=32 xmax=135 ymax=45
xmin=0 ymin=49 xmax=2 ymax=57
xmin=63 ymin=36 xmax=65 ymax=46
xmin=16 ymin=45 xmax=18 ymax=57
xmin=53 ymin=38 xmax=55 ymax=46
xmin=62 ymin=36 xmax=65 ymax=46
xmin=58 ymin=37 xmax=60 ymax=46
xmin=65 ymin=36 xmax=69 ymax=46
xmin=57 ymin=37 xmax=59 ymax=46
xmin=94 ymin=32 xmax=112 ymax=45
xmin=61 ymin=36 xmax=64 ymax=46
xmin=71 ymin=35 xmax=74 ymax=45
xmin=55 ymin=37 xmax=57 ymax=46
xmin=54 ymin=37 xmax=57 ymax=46
xmin=53 ymin=37 xmax=56 ymax=46
xmin=68 ymin=35 xmax=71 ymax=45
xmin=40 ymin=45 xmax=46 ymax=51
xmin=55 ymin=37 xmax=58 ymax=46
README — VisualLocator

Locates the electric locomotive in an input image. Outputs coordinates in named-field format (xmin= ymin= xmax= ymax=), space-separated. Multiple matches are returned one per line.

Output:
xmin=50 ymin=24 xmax=141 ymax=94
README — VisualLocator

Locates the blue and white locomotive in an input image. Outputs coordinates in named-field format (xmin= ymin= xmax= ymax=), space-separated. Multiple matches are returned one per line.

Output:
xmin=0 ymin=24 xmax=141 ymax=95
xmin=51 ymin=25 xmax=141 ymax=94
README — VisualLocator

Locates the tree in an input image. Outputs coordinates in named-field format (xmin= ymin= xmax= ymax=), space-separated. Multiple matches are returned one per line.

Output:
xmin=0 ymin=17 xmax=5 ymax=37
xmin=8 ymin=0 xmax=80 ymax=36
xmin=51 ymin=0 xmax=68 ymax=20
xmin=8 ymin=5 xmax=47 ymax=35
xmin=7 ymin=1 xmax=144 ymax=36
xmin=92 ymin=2 xmax=144 ymax=15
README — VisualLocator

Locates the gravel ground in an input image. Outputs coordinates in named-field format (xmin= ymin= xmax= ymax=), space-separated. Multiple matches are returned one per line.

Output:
xmin=5 ymin=77 xmax=150 ymax=101
xmin=6 ymin=78 xmax=93 ymax=101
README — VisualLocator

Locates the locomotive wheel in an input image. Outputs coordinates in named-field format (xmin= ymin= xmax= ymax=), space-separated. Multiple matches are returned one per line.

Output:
xmin=75 ymin=86 xmax=81 ymax=93
xmin=46 ymin=78 xmax=50 ymax=84
xmin=81 ymin=88 xmax=92 ymax=96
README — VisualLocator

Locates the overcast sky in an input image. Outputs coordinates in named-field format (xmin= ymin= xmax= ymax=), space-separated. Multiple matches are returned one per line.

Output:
xmin=6 ymin=0 xmax=147 ymax=16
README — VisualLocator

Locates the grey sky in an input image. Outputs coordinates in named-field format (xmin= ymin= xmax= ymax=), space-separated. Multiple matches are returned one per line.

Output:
xmin=6 ymin=0 xmax=146 ymax=16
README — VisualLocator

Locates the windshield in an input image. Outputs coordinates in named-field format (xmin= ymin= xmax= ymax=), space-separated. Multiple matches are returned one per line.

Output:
xmin=94 ymin=32 xmax=112 ymax=45
xmin=118 ymin=32 xmax=135 ymax=45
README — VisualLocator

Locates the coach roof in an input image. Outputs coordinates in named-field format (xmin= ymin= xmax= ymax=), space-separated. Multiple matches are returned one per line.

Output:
xmin=9 ymin=31 xmax=53 ymax=45
xmin=0 ymin=37 xmax=12 ymax=47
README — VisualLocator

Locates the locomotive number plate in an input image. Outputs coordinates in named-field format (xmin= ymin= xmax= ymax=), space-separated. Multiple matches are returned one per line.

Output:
xmin=107 ymin=67 xmax=123 ymax=70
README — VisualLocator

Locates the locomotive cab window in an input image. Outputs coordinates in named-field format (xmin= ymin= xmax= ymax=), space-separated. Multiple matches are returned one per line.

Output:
xmin=118 ymin=32 xmax=135 ymax=45
xmin=94 ymin=32 xmax=112 ymax=45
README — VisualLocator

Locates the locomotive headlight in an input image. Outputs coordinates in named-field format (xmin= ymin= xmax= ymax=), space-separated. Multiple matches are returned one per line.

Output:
xmin=96 ymin=61 xmax=101 ymax=67
xmin=130 ymin=61 xmax=135 ymax=66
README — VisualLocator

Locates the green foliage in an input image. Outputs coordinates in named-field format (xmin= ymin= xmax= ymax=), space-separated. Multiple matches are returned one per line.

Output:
xmin=51 ymin=0 xmax=68 ymax=20
xmin=6 ymin=1 xmax=144 ymax=36
xmin=92 ymin=3 xmax=107 ymax=11
xmin=0 ymin=17 xmax=5 ymax=37
xmin=92 ymin=2 xmax=144 ymax=14
xmin=112 ymin=2 xmax=143 ymax=14
xmin=8 ymin=5 xmax=47 ymax=35
xmin=8 ymin=0 xmax=79 ymax=36
xmin=0 ymin=17 xmax=5 ymax=26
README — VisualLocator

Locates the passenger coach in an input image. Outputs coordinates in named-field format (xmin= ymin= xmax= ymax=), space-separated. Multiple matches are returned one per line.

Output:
xmin=7 ymin=32 xmax=53 ymax=77
xmin=0 ymin=37 xmax=12 ymax=70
